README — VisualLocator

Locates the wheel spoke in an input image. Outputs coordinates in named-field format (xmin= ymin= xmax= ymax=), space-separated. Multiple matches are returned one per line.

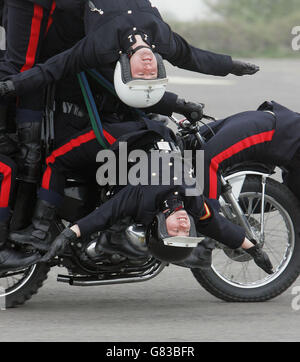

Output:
xmin=212 ymin=189 xmax=295 ymax=288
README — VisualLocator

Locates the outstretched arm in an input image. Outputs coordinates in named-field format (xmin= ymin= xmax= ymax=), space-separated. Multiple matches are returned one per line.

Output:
xmin=165 ymin=31 xmax=259 ymax=77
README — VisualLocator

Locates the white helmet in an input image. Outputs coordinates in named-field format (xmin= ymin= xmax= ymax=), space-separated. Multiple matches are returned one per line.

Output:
xmin=114 ymin=52 xmax=168 ymax=109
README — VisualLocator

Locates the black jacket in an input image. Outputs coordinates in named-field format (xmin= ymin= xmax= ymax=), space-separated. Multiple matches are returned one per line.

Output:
xmin=26 ymin=0 xmax=86 ymax=10
xmin=26 ymin=0 xmax=53 ymax=9
xmin=8 ymin=0 xmax=233 ymax=102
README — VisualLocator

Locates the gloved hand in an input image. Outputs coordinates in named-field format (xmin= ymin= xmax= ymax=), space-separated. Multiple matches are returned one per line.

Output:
xmin=245 ymin=243 xmax=274 ymax=274
xmin=231 ymin=60 xmax=260 ymax=76
xmin=40 ymin=228 xmax=78 ymax=263
xmin=0 ymin=81 xmax=16 ymax=97
xmin=174 ymin=98 xmax=204 ymax=123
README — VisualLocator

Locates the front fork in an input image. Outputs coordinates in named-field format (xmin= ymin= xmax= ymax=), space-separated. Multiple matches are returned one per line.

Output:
xmin=220 ymin=174 xmax=267 ymax=243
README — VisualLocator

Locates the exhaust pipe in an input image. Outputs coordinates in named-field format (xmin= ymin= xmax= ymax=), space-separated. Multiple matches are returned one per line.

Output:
xmin=57 ymin=262 xmax=166 ymax=286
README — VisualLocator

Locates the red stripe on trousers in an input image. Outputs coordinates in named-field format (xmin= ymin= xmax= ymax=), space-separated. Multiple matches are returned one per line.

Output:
xmin=0 ymin=162 xmax=12 ymax=208
xmin=20 ymin=4 xmax=44 ymax=72
xmin=209 ymin=130 xmax=275 ymax=199
xmin=42 ymin=129 xmax=116 ymax=190
xmin=45 ymin=2 xmax=56 ymax=35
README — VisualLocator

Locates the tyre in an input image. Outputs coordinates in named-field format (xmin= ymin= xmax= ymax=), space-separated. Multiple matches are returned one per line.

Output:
xmin=0 ymin=263 xmax=50 ymax=308
xmin=193 ymin=176 xmax=300 ymax=302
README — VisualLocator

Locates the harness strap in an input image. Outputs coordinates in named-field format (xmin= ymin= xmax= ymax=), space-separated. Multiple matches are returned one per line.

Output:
xmin=86 ymin=69 xmax=117 ymax=96
xmin=77 ymin=72 xmax=109 ymax=149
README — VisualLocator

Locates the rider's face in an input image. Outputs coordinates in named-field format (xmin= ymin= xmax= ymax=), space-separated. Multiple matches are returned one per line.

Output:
xmin=165 ymin=209 xmax=191 ymax=237
xmin=130 ymin=48 xmax=158 ymax=79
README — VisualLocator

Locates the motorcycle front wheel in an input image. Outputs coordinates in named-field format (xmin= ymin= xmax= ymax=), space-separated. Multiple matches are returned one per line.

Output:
xmin=192 ymin=176 xmax=300 ymax=302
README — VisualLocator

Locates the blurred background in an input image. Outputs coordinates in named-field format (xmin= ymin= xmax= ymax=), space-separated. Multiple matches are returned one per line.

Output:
xmin=148 ymin=0 xmax=300 ymax=120
xmin=151 ymin=0 xmax=300 ymax=58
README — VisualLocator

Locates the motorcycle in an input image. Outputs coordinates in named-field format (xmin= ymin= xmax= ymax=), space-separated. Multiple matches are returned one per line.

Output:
xmin=1 ymin=107 xmax=300 ymax=308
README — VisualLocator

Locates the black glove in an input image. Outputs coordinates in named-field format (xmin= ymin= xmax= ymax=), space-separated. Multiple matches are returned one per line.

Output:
xmin=245 ymin=244 xmax=274 ymax=274
xmin=0 ymin=81 xmax=16 ymax=97
xmin=40 ymin=228 xmax=78 ymax=263
xmin=174 ymin=98 xmax=204 ymax=123
xmin=231 ymin=60 xmax=260 ymax=76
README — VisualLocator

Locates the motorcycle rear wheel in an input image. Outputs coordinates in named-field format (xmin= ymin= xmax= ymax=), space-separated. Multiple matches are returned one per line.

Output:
xmin=192 ymin=176 xmax=300 ymax=302
xmin=0 ymin=263 xmax=50 ymax=308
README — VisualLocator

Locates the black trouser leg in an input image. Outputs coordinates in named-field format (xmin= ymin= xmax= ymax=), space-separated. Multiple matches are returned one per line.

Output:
xmin=282 ymin=151 xmax=300 ymax=201
xmin=16 ymin=120 xmax=42 ymax=183
xmin=0 ymin=1 xmax=51 ymax=182
xmin=40 ymin=127 xmax=102 ymax=205
xmin=0 ymin=222 xmax=8 ymax=250
xmin=202 ymin=111 xmax=276 ymax=199
xmin=9 ymin=128 xmax=104 ymax=251
xmin=0 ymin=103 xmax=18 ymax=156
xmin=0 ymin=155 xmax=40 ymax=272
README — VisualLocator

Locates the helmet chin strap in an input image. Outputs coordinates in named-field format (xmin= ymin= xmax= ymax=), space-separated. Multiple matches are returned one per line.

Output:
xmin=126 ymin=45 xmax=152 ymax=58
xmin=162 ymin=198 xmax=185 ymax=218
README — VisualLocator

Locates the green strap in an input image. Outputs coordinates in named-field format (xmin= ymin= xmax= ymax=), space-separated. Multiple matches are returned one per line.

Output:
xmin=77 ymin=72 xmax=108 ymax=149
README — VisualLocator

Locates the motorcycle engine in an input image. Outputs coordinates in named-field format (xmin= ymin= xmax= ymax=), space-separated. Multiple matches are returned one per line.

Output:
xmin=125 ymin=224 xmax=148 ymax=253
xmin=84 ymin=222 xmax=148 ymax=262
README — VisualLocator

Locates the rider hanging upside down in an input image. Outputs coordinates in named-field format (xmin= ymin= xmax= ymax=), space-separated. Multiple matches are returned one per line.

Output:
xmin=28 ymin=123 xmax=272 ymax=273
xmin=35 ymin=130 xmax=274 ymax=275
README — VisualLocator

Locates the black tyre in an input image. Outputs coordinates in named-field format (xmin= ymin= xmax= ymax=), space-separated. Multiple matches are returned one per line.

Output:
xmin=193 ymin=176 xmax=300 ymax=302
xmin=0 ymin=263 xmax=50 ymax=308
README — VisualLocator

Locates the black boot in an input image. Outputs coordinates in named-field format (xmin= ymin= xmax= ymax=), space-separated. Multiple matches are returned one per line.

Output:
xmin=16 ymin=121 xmax=42 ymax=183
xmin=0 ymin=222 xmax=41 ymax=274
xmin=245 ymin=243 xmax=274 ymax=274
xmin=174 ymin=238 xmax=215 ymax=269
xmin=0 ymin=104 xmax=18 ymax=156
xmin=9 ymin=199 xmax=60 ymax=251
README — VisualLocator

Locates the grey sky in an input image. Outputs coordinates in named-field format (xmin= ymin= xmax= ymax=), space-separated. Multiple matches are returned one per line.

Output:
xmin=150 ymin=0 xmax=208 ymax=20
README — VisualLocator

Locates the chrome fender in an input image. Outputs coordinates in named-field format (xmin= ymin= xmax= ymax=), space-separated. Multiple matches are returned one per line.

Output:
xmin=221 ymin=171 xmax=271 ymax=201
